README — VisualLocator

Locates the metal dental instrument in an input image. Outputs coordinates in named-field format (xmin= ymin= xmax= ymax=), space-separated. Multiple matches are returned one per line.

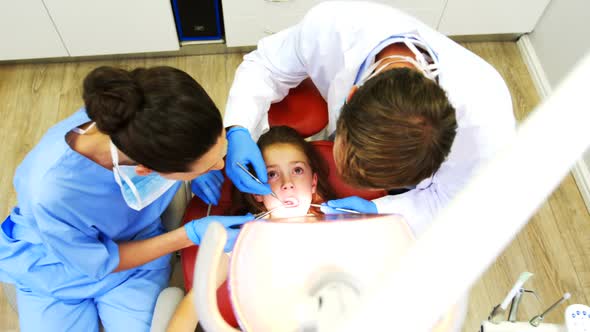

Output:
xmin=309 ymin=203 xmax=361 ymax=214
xmin=508 ymin=289 xmax=540 ymax=322
xmin=206 ymin=204 xmax=212 ymax=217
xmin=254 ymin=206 xmax=284 ymax=220
xmin=489 ymin=272 xmax=534 ymax=324
xmin=529 ymin=292 xmax=571 ymax=327
xmin=236 ymin=162 xmax=283 ymax=203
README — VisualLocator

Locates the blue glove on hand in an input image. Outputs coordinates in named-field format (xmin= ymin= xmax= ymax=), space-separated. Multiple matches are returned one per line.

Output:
xmin=191 ymin=170 xmax=224 ymax=205
xmin=320 ymin=196 xmax=378 ymax=214
xmin=184 ymin=214 xmax=254 ymax=252
xmin=225 ymin=127 xmax=272 ymax=195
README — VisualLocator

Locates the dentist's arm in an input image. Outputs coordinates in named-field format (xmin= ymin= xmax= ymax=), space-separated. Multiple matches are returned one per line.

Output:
xmin=223 ymin=26 xmax=308 ymax=137
xmin=225 ymin=127 xmax=271 ymax=195
xmin=223 ymin=27 xmax=309 ymax=193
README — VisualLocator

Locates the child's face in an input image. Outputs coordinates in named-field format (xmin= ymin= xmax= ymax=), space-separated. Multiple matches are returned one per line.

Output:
xmin=255 ymin=143 xmax=318 ymax=218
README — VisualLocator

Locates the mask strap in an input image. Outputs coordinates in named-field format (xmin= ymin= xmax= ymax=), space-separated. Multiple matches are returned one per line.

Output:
xmin=357 ymin=56 xmax=391 ymax=84
xmin=359 ymin=55 xmax=430 ymax=85
xmin=110 ymin=141 xmax=143 ymax=206
xmin=404 ymin=40 xmax=428 ymax=67
xmin=358 ymin=41 xmax=440 ymax=86
xmin=403 ymin=37 xmax=440 ymax=81
xmin=72 ymin=122 xmax=95 ymax=135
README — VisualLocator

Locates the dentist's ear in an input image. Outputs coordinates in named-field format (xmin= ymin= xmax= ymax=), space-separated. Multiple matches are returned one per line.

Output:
xmin=346 ymin=85 xmax=359 ymax=103
xmin=135 ymin=164 xmax=153 ymax=176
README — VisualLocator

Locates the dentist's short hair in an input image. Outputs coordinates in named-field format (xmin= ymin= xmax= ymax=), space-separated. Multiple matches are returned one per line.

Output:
xmin=336 ymin=68 xmax=457 ymax=189
xmin=83 ymin=66 xmax=222 ymax=173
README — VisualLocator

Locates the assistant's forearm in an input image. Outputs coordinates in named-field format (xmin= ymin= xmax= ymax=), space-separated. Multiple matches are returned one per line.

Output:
xmin=114 ymin=227 xmax=193 ymax=272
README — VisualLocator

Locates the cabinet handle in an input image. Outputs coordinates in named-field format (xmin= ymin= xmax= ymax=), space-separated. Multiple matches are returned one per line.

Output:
xmin=263 ymin=29 xmax=276 ymax=35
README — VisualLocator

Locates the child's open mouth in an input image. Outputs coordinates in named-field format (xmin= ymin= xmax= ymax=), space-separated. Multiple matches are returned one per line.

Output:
xmin=282 ymin=197 xmax=300 ymax=207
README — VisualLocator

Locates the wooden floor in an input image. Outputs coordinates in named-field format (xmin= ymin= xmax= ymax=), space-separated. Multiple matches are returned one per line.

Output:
xmin=0 ymin=42 xmax=588 ymax=331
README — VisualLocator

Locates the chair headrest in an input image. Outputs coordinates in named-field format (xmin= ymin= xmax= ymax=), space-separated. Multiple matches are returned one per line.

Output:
xmin=268 ymin=78 xmax=328 ymax=138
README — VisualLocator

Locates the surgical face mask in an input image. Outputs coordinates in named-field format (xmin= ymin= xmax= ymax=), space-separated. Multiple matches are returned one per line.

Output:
xmin=109 ymin=141 xmax=178 ymax=211
xmin=357 ymin=37 xmax=440 ymax=86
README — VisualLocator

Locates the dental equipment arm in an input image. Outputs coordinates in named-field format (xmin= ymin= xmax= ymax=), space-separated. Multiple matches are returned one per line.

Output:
xmin=502 ymin=272 xmax=534 ymax=310
xmin=489 ymin=272 xmax=534 ymax=323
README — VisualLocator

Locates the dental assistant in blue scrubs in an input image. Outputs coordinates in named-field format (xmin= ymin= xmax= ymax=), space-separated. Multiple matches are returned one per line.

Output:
xmin=0 ymin=66 xmax=252 ymax=332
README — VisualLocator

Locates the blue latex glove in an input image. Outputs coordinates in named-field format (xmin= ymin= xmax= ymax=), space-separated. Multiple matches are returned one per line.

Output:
xmin=225 ymin=127 xmax=272 ymax=195
xmin=191 ymin=170 xmax=224 ymax=205
xmin=320 ymin=196 xmax=378 ymax=214
xmin=184 ymin=214 xmax=254 ymax=252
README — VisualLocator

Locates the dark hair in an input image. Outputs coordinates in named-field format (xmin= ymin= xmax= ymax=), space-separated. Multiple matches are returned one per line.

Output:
xmin=337 ymin=68 xmax=457 ymax=189
xmin=83 ymin=66 xmax=222 ymax=173
xmin=243 ymin=126 xmax=336 ymax=216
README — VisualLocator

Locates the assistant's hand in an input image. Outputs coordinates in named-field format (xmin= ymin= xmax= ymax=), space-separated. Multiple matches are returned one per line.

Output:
xmin=225 ymin=127 xmax=271 ymax=195
xmin=191 ymin=170 xmax=224 ymax=205
xmin=320 ymin=196 xmax=378 ymax=214
xmin=184 ymin=214 xmax=254 ymax=252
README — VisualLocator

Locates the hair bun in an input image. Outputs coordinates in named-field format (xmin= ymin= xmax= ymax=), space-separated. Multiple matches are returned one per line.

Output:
xmin=83 ymin=66 xmax=143 ymax=135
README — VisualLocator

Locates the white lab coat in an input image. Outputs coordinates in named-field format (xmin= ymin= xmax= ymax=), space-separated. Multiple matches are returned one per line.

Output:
xmin=224 ymin=1 xmax=515 ymax=236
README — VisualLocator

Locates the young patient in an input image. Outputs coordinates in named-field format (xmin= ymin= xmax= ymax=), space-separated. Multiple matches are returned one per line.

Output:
xmin=164 ymin=126 xmax=335 ymax=332
xmin=243 ymin=125 xmax=335 ymax=219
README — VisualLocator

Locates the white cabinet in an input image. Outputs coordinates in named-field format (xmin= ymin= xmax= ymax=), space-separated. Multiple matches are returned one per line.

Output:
xmin=0 ymin=0 xmax=68 ymax=61
xmin=222 ymin=0 xmax=553 ymax=47
xmin=42 ymin=0 xmax=180 ymax=57
xmin=222 ymin=0 xmax=447 ymax=47
xmin=438 ymin=0 xmax=552 ymax=35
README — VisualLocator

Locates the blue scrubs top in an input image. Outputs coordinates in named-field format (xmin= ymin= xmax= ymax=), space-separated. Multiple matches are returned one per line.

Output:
xmin=0 ymin=109 xmax=179 ymax=300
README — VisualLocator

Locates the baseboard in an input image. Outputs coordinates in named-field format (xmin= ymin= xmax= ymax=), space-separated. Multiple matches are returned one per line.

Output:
xmin=517 ymin=35 xmax=552 ymax=98
xmin=517 ymin=34 xmax=590 ymax=213
xmin=571 ymin=160 xmax=590 ymax=213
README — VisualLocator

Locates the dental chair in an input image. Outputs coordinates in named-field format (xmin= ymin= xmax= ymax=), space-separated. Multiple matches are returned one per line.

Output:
xmin=167 ymin=78 xmax=388 ymax=329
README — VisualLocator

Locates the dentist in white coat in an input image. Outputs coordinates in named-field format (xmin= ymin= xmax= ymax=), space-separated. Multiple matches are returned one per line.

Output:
xmin=217 ymin=1 xmax=515 ymax=236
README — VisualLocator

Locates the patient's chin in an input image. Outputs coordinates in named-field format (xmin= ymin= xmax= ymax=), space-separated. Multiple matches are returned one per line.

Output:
xmin=271 ymin=205 xmax=311 ymax=219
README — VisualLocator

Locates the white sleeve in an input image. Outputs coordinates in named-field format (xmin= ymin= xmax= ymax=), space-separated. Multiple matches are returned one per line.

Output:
xmin=373 ymin=118 xmax=515 ymax=238
xmin=223 ymin=24 xmax=309 ymax=140
xmin=373 ymin=185 xmax=447 ymax=238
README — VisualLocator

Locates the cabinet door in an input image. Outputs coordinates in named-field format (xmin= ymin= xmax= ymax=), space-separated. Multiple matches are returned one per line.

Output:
xmin=0 ymin=0 xmax=68 ymax=61
xmin=222 ymin=0 xmax=447 ymax=47
xmin=43 ymin=0 xmax=180 ymax=57
xmin=438 ymin=0 xmax=552 ymax=35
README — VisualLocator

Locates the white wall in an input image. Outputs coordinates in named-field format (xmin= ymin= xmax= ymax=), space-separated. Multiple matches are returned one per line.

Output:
xmin=526 ymin=0 xmax=590 ymax=209
xmin=528 ymin=0 xmax=590 ymax=86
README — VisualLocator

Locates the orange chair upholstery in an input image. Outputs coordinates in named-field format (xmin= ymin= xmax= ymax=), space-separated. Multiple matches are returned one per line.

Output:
xmin=181 ymin=172 xmax=240 ymax=328
xmin=268 ymin=78 xmax=328 ymax=138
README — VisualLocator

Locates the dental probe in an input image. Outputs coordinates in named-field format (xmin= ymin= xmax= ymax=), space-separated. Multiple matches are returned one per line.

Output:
xmin=236 ymin=162 xmax=283 ymax=203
